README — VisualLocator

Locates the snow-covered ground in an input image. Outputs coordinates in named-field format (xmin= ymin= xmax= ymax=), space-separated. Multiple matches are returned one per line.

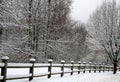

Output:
xmin=31 ymin=72 xmax=120 ymax=82
xmin=3 ymin=68 xmax=120 ymax=82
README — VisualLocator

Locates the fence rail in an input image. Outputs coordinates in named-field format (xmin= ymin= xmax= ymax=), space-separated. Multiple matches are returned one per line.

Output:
xmin=0 ymin=56 xmax=120 ymax=82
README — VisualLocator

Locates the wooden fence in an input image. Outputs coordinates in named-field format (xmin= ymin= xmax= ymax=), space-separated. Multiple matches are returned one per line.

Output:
xmin=0 ymin=56 xmax=120 ymax=82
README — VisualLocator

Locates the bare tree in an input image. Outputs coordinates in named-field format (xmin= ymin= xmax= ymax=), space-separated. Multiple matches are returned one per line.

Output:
xmin=72 ymin=23 xmax=88 ymax=61
xmin=0 ymin=0 xmax=3 ymax=43
xmin=89 ymin=0 xmax=120 ymax=74
xmin=0 ymin=0 xmax=89 ymax=63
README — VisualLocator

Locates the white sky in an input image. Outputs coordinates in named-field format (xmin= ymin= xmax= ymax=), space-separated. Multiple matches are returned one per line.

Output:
xmin=71 ymin=0 xmax=105 ymax=22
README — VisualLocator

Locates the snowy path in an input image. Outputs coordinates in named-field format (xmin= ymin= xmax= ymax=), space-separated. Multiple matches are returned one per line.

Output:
xmin=7 ymin=72 xmax=120 ymax=82
xmin=30 ymin=72 xmax=120 ymax=82
xmin=2 ymin=68 xmax=120 ymax=82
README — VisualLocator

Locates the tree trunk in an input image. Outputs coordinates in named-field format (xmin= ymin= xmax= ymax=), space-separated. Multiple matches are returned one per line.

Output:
xmin=28 ymin=0 xmax=33 ymax=49
xmin=113 ymin=61 xmax=117 ymax=74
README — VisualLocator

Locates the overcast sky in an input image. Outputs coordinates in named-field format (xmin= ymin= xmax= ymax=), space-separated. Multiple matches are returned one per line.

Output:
xmin=71 ymin=0 xmax=105 ymax=22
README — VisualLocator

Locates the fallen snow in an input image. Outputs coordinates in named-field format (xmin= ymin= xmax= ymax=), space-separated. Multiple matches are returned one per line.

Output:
xmin=2 ymin=68 xmax=120 ymax=82
xmin=29 ymin=72 xmax=120 ymax=82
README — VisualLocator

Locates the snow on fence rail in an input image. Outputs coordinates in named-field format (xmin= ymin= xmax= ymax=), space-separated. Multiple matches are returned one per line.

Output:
xmin=0 ymin=56 xmax=120 ymax=82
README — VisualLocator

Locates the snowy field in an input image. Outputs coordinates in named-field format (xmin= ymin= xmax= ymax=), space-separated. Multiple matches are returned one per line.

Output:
xmin=31 ymin=72 xmax=120 ymax=82
xmin=3 ymin=68 xmax=120 ymax=82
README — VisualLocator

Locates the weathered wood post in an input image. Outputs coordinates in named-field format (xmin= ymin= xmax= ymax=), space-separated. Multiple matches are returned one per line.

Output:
xmin=29 ymin=58 xmax=36 ymax=81
xmin=99 ymin=63 xmax=101 ymax=72
xmin=111 ymin=65 xmax=113 ymax=72
xmin=110 ymin=64 xmax=113 ymax=71
xmin=71 ymin=61 xmax=74 ymax=75
xmin=119 ymin=66 xmax=120 ymax=71
xmin=1 ymin=56 xmax=9 ymax=82
xmin=78 ymin=61 xmax=81 ymax=74
xmin=116 ymin=66 xmax=118 ymax=71
xmin=89 ymin=62 xmax=91 ymax=73
xmin=107 ymin=64 xmax=110 ymax=72
xmin=83 ymin=62 xmax=87 ymax=73
xmin=94 ymin=63 xmax=97 ymax=73
xmin=105 ymin=64 xmax=107 ymax=72
xmin=48 ymin=59 xmax=53 ymax=78
xmin=103 ymin=63 xmax=105 ymax=72
xmin=61 ymin=60 xmax=65 ymax=77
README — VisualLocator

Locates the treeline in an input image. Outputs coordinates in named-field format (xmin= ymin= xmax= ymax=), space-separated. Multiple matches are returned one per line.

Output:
xmin=0 ymin=0 xmax=89 ymax=63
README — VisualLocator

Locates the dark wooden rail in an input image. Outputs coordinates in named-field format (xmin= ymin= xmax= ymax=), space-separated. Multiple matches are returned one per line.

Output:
xmin=0 ymin=56 xmax=120 ymax=82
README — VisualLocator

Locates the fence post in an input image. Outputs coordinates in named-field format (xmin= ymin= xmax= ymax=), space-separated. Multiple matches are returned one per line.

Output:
xmin=99 ymin=63 xmax=101 ymax=72
xmin=107 ymin=64 xmax=108 ymax=71
xmin=1 ymin=56 xmax=9 ymax=82
xmin=103 ymin=63 xmax=105 ymax=72
xmin=48 ymin=59 xmax=53 ymax=78
xmin=61 ymin=60 xmax=65 ymax=77
xmin=105 ymin=64 xmax=107 ymax=72
xmin=89 ymin=62 xmax=91 ymax=73
xmin=108 ymin=64 xmax=110 ymax=72
xmin=29 ymin=58 xmax=36 ymax=81
xmin=78 ymin=61 xmax=81 ymax=74
xmin=110 ymin=65 xmax=113 ymax=71
xmin=71 ymin=61 xmax=74 ymax=75
xmin=94 ymin=63 xmax=97 ymax=73
xmin=111 ymin=64 xmax=114 ymax=72
xmin=119 ymin=66 xmax=120 ymax=71
xmin=83 ymin=62 xmax=87 ymax=73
